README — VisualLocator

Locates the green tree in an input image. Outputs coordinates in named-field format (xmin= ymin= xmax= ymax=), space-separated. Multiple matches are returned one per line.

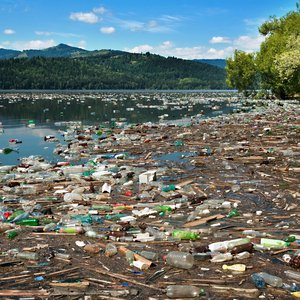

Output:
xmin=256 ymin=8 xmax=300 ymax=98
xmin=226 ymin=50 xmax=257 ymax=95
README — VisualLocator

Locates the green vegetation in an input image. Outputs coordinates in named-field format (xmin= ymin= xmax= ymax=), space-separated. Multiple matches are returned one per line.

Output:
xmin=226 ymin=2 xmax=300 ymax=99
xmin=0 ymin=49 xmax=227 ymax=90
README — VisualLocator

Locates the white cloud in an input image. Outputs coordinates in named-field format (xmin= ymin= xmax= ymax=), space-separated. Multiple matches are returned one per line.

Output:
xmin=233 ymin=35 xmax=265 ymax=51
xmin=3 ymin=28 xmax=15 ymax=35
xmin=126 ymin=44 xmax=154 ymax=53
xmin=70 ymin=12 xmax=99 ymax=24
xmin=93 ymin=7 xmax=107 ymax=14
xmin=126 ymin=41 xmax=238 ymax=59
xmin=210 ymin=36 xmax=231 ymax=44
xmin=11 ymin=39 xmax=56 ymax=50
xmin=35 ymin=31 xmax=80 ymax=38
xmin=100 ymin=26 xmax=115 ymax=34
xmin=77 ymin=40 xmax=87 ymax=49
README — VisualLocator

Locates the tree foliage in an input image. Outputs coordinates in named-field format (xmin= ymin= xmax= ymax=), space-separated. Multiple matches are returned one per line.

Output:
xmin=226 ymin=3 xmax=300 ymax=99
xmin=0 ymin=51 xmax=227 ymax=90
xmin=226 ymin=50 xmax=257 ymax=94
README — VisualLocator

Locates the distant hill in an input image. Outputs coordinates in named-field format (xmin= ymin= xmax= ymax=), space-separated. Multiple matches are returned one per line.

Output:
xmin=0 ymin=48 xmax=21 ymax=59
xmin=194 ymin=59 xmax=226 ymax=69
xmin=0 ymin=44 xmax=227 ymax=90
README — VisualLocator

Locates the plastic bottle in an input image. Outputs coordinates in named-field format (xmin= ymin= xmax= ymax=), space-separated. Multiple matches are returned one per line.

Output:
xmin=166 ymin=251 xmax=194 ymax=269
xmin=284 ymin=270 xmax=300 ymax=281
xmin=154 ymin=205 xmax=172 ymax=213
xmin=7 ymin=231 xmax=18 ymax=239
xmin=162 ymin=185 xmax=176 ymax=192
xmin=59 ymin=226 xmax=84 ymax=234
xmin=172 ymin=230 xmax=199 ymax=241
xmin=260 ymin=238 xmax=288 ymax=250
xmin=227 ymin=209 xmax=240 ymax=218
xmin=256 ymin=272 xmax=283 ymax=287
xmin=145 ymin=227 xmax=166 ymax=241
xmin=16 ymin=252 xmax=39 ymax=260
xmin=15 ymin=218 xmax=39 ymax=226
xmin=210 ymin=253 xmax=233 ymax=263
xmin=166 ymin=285 xmax=204 ymax=298
xmin=231 ymin=242 xmax=253 ymax=254
xmin=138 ymin=250 xmax=158 ymax=261
xmin=251 ymin=273 xmax=266 ymax=289
xmin=105 ymin=244 xmax=118 ymax=257
xmin=222 ymin=264 xmax=246 ymax=272
xmin=234 ymin=251 xmax=251 ymax=260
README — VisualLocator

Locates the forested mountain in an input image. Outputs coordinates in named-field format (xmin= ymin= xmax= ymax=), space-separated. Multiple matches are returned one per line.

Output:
xmin=194 ymin=59 xmax=226 ymax=69
xmin=0 ymin=49 xmax=227 ymax=90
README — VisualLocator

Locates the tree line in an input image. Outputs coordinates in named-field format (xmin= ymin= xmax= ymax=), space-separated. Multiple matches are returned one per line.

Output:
xmin=0 ymin=51 xmax=227 ymax=90
xmin=226 ymin=2 xmax=300 ymax=99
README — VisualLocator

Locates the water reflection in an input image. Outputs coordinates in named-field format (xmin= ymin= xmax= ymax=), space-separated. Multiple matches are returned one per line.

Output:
xmin=0 ymin=91 xmax=240 ymax=165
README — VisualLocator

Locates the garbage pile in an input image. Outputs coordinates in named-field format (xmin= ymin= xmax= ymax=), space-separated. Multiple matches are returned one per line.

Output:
xmin=0 ymin=100 xmax=300 ymax=299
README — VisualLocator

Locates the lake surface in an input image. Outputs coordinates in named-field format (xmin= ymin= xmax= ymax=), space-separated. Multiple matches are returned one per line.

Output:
xmin=0 ymin=90 xmax=242 ymax=166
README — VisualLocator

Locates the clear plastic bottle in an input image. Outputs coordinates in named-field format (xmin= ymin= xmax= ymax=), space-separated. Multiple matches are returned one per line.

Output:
xmin=256 ymin=272 xmax=283 ymax=287
xmin=284 ymin=270 xmax=300 ymax=281
xmin=145 ymin=227 xmax=166 ymax=241
xmin=16 ymin=252 xmax=39 ymax=260
xmin=210 ymin=252 xmax=233 ymax=263
xmin=166 ymin=251 xmax=194 ymax=269
xmin=166 ymin=285 xmax=203 ymax=298
xmin=105 ymin=243 xmax=118 ymax=257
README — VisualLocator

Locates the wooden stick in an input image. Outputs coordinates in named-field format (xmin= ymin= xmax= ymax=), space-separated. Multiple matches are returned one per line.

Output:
xmin=0 ymin=290 xmax=49 ymax=296
xmin=49 ymin=281 xmax=89 ymax=288
xmin=183 ymin=214 xmax=225 ymax=227
xmin=86 ymin=267 xmax=162 ymax=292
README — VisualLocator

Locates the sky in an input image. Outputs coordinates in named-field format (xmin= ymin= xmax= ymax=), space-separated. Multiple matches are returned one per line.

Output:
xmin=0 ymin=0 xmax=297 ymax=59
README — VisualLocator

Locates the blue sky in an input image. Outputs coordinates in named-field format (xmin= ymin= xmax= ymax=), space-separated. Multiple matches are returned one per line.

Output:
xmin=0 ymin=0 xmax=296 ymax=59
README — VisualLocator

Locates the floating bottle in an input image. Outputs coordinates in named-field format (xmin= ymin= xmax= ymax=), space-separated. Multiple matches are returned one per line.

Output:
xmin=172 ymin=230 xmax=199 ymax=241
xmin=256 ymin=272 xmax=283 ymax=287
xmin=251 ymin=273 xmax=266 ymax=289
xmin=15 ymin=218 xmax=39 ymax=226
xmin=231 ymin=242 xmax=253 ymax=255
xmin=166 ymin=251 xmax=194 ymax=269
xmin=16 ymin=252 xmax=39 ymax=260
xmin=105 ymin=243 xmax=118 ymax=257
xmin=284 ymin=270 xmax=300 ymax=281
xmin=260 ymin=238 xmax=288 ymax=250
xmin=166 ymin=285 xmax=205 ymax=298
xmin=59 ymin=226 xmax=84 ymax=234
xmin=210 ymin=253 xmax=233 ymax=263
xmin=227 ymin=209 xmax=240 ymax=218
xmin=222 ymin=264 xmax=246 ymax=272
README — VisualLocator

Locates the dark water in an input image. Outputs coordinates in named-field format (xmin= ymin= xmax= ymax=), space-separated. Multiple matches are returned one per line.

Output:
xmin=0 ymin=90 xmax=241 ymax=165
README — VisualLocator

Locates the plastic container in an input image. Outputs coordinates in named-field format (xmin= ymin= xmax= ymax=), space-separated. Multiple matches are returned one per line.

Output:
xmin=222 ymin=263 xmax=246 ymax=272
xmin=172 ymin=230 xmax=199 ymax=240
xmin=251 ymin=273 xmax=266 ymax=289
xmin=105 ymin=244 xmax=118 ymax=257
xmin=166 ymin=251 xmax=194 ymax=269
xmin=16 ymin=252 xmax=39 ymax=260
xmin=284 ymin=270 xmax=300 ymax=281
xmin=210 ymin=253 xmax=233 ymax=263
xmin=15 ymin=218 xmax=39 ymax=226
xmin=145 ymin=227 xmax=166 ymax=241
xmin=166 ymin=285 xmax=204 ymax=298
xmin=256 ymin=272 xmax=283 ymax=287
xmin=260 ymin=238 xmax=288 ymax=250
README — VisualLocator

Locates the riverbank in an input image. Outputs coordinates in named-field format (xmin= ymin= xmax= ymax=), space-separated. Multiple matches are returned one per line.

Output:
xmin=0 ymin=100 xmax=300 ymax=299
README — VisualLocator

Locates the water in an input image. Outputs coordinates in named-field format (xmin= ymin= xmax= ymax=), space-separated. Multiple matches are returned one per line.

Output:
xmin=0 ymin=90 xmax=241 ymax=165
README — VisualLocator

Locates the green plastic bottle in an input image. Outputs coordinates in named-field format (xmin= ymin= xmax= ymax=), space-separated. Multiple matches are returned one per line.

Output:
xmin=7 ymin=210 xmax=24 ymax=222
xmin=7 ymin=231 xmax=18 ymax=239
xmin=15 ymin=218 xmax=39 ymax=226
xmin=227 ymin=209 xmax=240 ymax=218
xmin=155 ymin=205 xmax=172 ymax=213
xmin=162 ymin=185 xmax=176 ymax=192
xmin=172 ymin=230 xmax=199 ymax=240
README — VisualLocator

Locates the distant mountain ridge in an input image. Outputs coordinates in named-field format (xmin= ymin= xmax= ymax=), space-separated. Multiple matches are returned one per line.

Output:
xmin=0 ymin=44 xmax=227 ymax=90
xmin=194 ymin=59 xmax=226 ymax=69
